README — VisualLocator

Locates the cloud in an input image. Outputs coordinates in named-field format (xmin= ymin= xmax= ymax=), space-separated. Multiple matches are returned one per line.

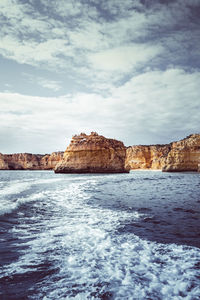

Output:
xmin=89 ymin=44 xmax=162 ymax=72
xmin=0 ymin=0 xmax=73 ymax=67
xmin=36 ymin=79 xmax=61 ymax=92
xmin=41 ymin=0 xmax=83 ymax=17
xmin=1 ymin=0 xmax=199 ymax=93
xmin=40 ymin=0 xmax=98 ymax=19
xmin=0 ymin=68 xmax=199 ymax=153
xmin=0 ymin=1 xmax=199 ymax=153
xmin=68 ymin=23 xmax=106 ymax=51
xmin=0 ymin=36 xmax=70 ymax=66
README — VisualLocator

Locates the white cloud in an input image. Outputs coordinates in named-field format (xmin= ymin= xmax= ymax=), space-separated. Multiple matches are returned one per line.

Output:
xmin=40 ymin=0 xmax=85 ymax=18
xmin=1 ymin=0 xmax=199 ymax=93
xmin=0 ymin=0 xmax=73 ymax=67
xmin=0 ymin=1 xmax=199 ymax=154
xmin=89 ymin=44 xmax=162 ymax=72
xmin=68 ymin=23 xmax=106 ymax=51
xmin=37 ymin=79 xmax=61 ymax=92
xmin=0 ymin=0 xmax=30 ymax=19
xmin=0 ymin=35 xmax=72 ymax=67
xmin=0 ymin=68 xmax=199 ymax=153
xmin=103 ymin=0 xmax=144 ymax=18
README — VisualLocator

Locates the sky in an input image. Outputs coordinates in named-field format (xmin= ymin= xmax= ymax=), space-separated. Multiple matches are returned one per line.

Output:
xmin=0 ymin=0 xmax=200 ymax=153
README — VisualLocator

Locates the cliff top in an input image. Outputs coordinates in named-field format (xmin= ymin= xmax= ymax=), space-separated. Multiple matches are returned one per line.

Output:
xmin=0 ymin=151 xmax=64 ymax=157
xmin=171 ymin=133 xmax=200 ymax=148
xmin=127 ymin=133 xmax=200 ymax=149
xmin=67 ymin=132 xmax=125 ymax=151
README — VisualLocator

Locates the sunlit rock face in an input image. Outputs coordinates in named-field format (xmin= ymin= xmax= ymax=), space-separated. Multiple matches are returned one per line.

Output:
xmin=0 ymin=152 xmax=64 ymax=170
xmin=40 ymin=152 xmax=64 ymax=170
xmin=125 ymin=145 xmax=170 ymax=170
xmin=0 ymin=153 xmax=9 ymax=170
xmin=162 ymin=134 xmax=200 ymax=172
xmin=125 ymin=134 xmax=200 ymax=172
xmin=1 ymin=134 xmax=199 ymax=172
xmin=2 ymin=153 xmax=43 ymax=170
xmin=54 ymin=132 xmax=129 ymax=173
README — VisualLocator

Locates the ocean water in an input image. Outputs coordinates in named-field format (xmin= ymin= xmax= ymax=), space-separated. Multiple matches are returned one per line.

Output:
xmin=0 ymin=171 xmax=200 ymax=300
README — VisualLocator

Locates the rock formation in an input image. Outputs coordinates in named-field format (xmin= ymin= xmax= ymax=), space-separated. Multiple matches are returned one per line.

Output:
xmin=125 ymin=134 xmax=200 ymax=172
xmin=54 ymin=132 xmax=129 ymax=173
xmin=125 ymin=145 xmax=170 ymax=170
xmin=0 ymin=133 xmax=199 ymax=172
xmin=40 ymin=152 xmax=64 ymax=170
xmin=162 ymin=134 xmax=200 ymax=172
xmin=0 ymin=153 xmax=9 ymax=170
xmin=0 ymin=152 xmax=64 ymax=170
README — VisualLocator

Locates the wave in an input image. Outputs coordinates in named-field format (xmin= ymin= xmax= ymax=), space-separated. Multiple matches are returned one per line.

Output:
xmin=0 ymin=178 xmax=63 ymax=196
xmin=1 ymin=172 xmax=200 ymax=299
xmin=0 ymin=181 xmax=31 ymax=196
xmin=0 ymin=192 xmax=46 ymax=216
xmin=1 ymin=186 xmax=199 ymax=299
xmin=0 ymin=178 xmax=63 ymax=216
xmin=0 ymin=175 xmax=98 ymax=217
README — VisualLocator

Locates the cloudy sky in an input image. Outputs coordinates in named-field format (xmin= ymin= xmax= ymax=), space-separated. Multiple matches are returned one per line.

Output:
xmin=0 ymin=0 xmax=200 ymax=153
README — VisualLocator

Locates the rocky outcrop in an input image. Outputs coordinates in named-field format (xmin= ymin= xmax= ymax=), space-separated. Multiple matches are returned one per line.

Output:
xmin=1 ymin=133 xmax=199 ymax=172
xmin=1 ymin=153 xmax=43 ymax=170
xmin=54 ymin=132 xmax=129 ymax=173
xmin=0 ymin=153 xmax=9 ymax=170
xmin=125 ymin=145 xmax=170 ymax=170
xmin=162 ymin=134 xmax=200 ymax=172
xmin=40 ymin=152 xmax=64 ymax=170
xmin=125 ymin=134 xmax=200 ymax=172
xmin=0 ymin=152 xmax=64 ymax=170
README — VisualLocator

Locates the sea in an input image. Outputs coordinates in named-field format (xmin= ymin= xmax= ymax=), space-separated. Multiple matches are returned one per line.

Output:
xmin=0 ymin=170 xmax=200 ymax=300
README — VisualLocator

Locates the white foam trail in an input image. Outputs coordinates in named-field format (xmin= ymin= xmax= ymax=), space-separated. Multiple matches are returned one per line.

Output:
xmin=0 ymin=177 xmax=63 ymax=196
xmin=1 ymin=177 xmax=200 ymax=299
xmin=0 ymin=181 xmax=33 ymax=215
xmin=0 ymin=181 xmax=31 ymax=196
xmin=0 ymin=192 xmax=47 ymax=216
xmin=34 ymin=178 xmax=64 ymax=185
xmin=0 ymin=177 xmax=65 ymax=216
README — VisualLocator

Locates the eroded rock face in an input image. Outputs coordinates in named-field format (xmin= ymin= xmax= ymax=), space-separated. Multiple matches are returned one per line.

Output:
xmin=125 ymin=134 xmax=200 ymax=172
xmin=0 ymin=153 xmax=9 ymax=170
xmin=162 ymin=134 xmax=200 ymax=172
xmin=40 ymin=152 xmax=64 ymax=170
xmin=1 ymin=133 xmax=199 ymax=172
xmin=0 ymin=152 xmax=64 ymax=170
xmin=54 ymin=132 xmax=129 ymax=173
xmin=125 ymin=145 xmax=170 ymax=170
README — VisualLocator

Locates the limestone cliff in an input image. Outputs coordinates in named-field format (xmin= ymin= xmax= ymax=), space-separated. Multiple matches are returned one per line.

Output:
xmin=125 ymin=145 xmax=170 ymax=170
xmin=40 ymin=152 xmax=64 ymax=170
xmin=1 ymin=133 xmax=199 ymax=172
xmin=0 ymin=152 xmax=64 ymax=170
xmin=125 ymin=134 xmax=200 ymax=172
xmin=54 ymin=132 xmax=129 ymax=173
xmin=162 ymin=134 xmax=200 ymax=172
xmin=0 ymin=153 xmax=9 ymax=170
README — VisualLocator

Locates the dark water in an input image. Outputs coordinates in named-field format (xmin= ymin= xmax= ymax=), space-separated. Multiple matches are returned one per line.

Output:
xmin=0 ymin=170 xmax=200 ymax=299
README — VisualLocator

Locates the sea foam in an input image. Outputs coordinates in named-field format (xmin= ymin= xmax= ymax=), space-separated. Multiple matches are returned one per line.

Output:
xmin=1 ymin=172 xmax=200 ymax=299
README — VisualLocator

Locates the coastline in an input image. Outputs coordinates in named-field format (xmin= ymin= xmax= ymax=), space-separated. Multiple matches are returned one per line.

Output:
xmin=0 ymin=133 xmax=200 ymax=173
